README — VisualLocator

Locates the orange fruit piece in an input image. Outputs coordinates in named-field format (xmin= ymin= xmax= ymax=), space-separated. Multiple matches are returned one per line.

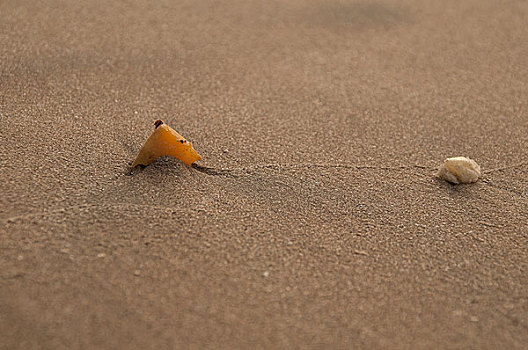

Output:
xmin=132 ymin=120 xmax=202 ymax=167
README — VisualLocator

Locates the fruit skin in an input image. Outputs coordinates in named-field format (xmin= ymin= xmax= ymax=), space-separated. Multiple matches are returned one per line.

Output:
xmin=132 ymin=121 xmax=202 ymax=167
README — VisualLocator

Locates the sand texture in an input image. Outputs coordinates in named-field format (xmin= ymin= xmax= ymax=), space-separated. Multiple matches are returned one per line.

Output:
xmin=1 ymin=0 xmax=527 ymax=348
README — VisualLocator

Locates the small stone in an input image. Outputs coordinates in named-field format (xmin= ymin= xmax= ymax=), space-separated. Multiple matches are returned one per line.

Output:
xmin=133 ymin=270 xmax=141 ymax=276
xmin=438 ymin=156 xmax=481 ymax=184
xmin=97 ymin=253 xmax=106 ymax=258
xmin=470 ymin=316 xmax=479 ymax=322
xmin=262 ymin=271 xmax=270 ymax=278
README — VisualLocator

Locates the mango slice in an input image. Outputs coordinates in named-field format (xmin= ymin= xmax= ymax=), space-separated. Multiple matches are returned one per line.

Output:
xmin=132 ymin=120 xmax=202 ymax=167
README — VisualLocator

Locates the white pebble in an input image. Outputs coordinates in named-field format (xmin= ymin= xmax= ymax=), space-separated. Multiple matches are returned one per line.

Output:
xmin=438 ymin=156 xmax=481 ymax=184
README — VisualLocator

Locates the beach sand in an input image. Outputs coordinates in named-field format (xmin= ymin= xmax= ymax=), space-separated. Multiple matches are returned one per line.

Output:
xmin=1 ymin=0 xmax=527 ymax=348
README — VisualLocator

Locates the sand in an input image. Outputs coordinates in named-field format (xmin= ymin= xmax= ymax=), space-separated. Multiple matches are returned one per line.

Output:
xmin=1 ymin=0 xmax=527 ymax=348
